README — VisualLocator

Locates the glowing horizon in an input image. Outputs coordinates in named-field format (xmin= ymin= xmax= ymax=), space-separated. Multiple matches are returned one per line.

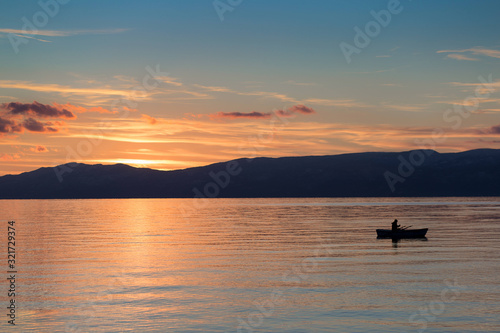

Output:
xmin=2 ymin=1 xmax=500 ymax=175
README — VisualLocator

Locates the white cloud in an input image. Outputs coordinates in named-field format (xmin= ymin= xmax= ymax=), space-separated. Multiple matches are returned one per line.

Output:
xmin=0 ymin=28 xmax=129 ymax=38
xmin=437 ymin=47 xmax=500 ymax=60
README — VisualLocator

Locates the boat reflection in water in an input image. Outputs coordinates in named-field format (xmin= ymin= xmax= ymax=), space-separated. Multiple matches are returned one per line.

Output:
xmin=376 ymin=228 xmax=428 ymax=239
xmin=390 ymin=237 xmax=428 ymax=248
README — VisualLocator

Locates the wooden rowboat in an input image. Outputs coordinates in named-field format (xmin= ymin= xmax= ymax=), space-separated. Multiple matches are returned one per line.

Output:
xmin=376 ymin=228 xmax=428 ymax=239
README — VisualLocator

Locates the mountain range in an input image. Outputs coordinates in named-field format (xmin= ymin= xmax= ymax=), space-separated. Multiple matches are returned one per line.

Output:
xmin=1 ymin=149 xmax=500 ymax=199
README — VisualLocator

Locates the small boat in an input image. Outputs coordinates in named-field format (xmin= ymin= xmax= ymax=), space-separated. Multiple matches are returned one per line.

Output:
xmin=376 ymin=228 xmax=428 ymax=239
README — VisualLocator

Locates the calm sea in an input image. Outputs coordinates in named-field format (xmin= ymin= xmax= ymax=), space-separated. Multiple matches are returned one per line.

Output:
xmin=1 ymin=197 xmax=499 ymax=332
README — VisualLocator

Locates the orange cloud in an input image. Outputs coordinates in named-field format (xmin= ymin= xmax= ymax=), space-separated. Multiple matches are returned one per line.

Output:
xmin=142 ymin=114 xmax=158 ymax=125
xmin=0 ymin=153 xmax=21 ymax=161
xmin=157 ymin=76 xmax=183 ymax=87
xmin=30 ymin=145 xmax=49 ymax=153
xmin=54 ymin=102 xmax=115 ymax=114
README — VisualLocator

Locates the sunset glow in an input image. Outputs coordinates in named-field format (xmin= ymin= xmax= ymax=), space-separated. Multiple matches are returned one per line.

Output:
xmin=2 ymin=1 xmax=500 ymax=175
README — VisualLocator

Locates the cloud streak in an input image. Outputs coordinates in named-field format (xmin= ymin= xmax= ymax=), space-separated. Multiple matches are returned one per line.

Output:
xmin=1 ymin=101 xmax=75 ymax=118
xmin=437 ymin=47 xmax=500 ymax=60
xmin=0 ymin=80 xmax=134 ymax=97
xmin=193 ymin=83 xmax=366 ymax=107
xmin=210 ymin=111 xmax=272 ymax=119
xmin=0 ymin=28 xmax=128 ymax=38
xmin=287 ymin=104 xmax=315 ymax=115
xmin=210 ymin=105 xmax=316 ymax=120
xmin=53 ymin=103 xmax=116 ymax=114
xmin=445 ymin=54 xmax=479 ymax=61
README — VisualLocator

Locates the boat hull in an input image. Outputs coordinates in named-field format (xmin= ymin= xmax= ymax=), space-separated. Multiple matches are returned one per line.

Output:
xmin=376 ymin=228 xmax=428 ymax=239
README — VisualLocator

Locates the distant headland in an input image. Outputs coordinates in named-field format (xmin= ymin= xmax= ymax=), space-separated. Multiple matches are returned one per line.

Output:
xmin=1 ymin=149 xmax=500 ymax=199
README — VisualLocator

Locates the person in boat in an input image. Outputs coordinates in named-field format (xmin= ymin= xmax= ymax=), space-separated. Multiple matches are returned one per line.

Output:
xmin=391 ymin=219 xmax=400 ymax=231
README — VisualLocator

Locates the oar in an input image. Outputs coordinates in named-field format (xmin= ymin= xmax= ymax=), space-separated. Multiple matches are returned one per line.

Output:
xmin=400 ymin=225 xmax=412 ymax=230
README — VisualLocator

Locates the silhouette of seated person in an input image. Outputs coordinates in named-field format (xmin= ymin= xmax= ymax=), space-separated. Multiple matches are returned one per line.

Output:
xmin=391 ymin=219 xmax=400 ymax=231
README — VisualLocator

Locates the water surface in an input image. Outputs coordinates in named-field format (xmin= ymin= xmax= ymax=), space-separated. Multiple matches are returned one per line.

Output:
xmin=1 ymin=197 xmax=499 ymax=332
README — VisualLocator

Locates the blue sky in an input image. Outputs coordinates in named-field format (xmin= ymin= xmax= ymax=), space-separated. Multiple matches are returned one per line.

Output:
xmin=1 ymin=0 xmax=500 ymax=174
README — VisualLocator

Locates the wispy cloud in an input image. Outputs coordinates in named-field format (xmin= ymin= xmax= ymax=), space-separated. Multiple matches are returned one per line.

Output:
xmin=210 ymin=111 xmax=272 ymax=119
xmin=11 ymin=112 xmax=499 ymax=173
xmin=448 ymin=80 xmax=500 ymax=95
xmin=193 ymin=83 xmax=367 ymax=107
xmin=195 ymin=85 xmax=300 ymax=103
xmin=303 ymin=98 xmax=368 ymax=108
xmin=0 ymin=28 xmax=128 ymax=38
xmin=477 ymin=108 xmax=500 ymax=113
xmin=437 ymin=47 xmax=500 ymax=60
xmin=237 ymin=90 xmax=298 ymax=103
xmin=382 ymin=103 xmax=427 ymax=112
xmin=141 ymin=114 xmax=158 ymax=125
xmin=353 ymin=68 xmax=396 ymax=75
xmin=157 ymin=76 xmax=183 ymax=87
xmin=0 ymin=80 xmax=135 ymax=97
xmin=9 ymin=33 xmax=52 ymax=43
xmin=284 ymin=80 xmax=317 ymax=86
xmin=193 ymin=84 xmax=235 ymax=93
xmin=445 ymin=53 xmax=479 ymax=61
xmin=53 ymin=103 xmax=117 ymax=114
xmin=210 ymin=105 xmax=316 ymax=120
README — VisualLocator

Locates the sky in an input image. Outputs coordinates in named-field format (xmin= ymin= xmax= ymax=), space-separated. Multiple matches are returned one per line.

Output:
xmin=1 ymin=0 xmax=500 ymax=175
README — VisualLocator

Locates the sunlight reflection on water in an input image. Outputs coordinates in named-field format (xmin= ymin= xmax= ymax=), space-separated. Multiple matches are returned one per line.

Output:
xmin=1 ymin=197 xmax=499 ymax=332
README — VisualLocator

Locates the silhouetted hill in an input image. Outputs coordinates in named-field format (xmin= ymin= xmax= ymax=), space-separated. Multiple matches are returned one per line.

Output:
xmin=1 ymin=149 xmax=500 ymax=199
